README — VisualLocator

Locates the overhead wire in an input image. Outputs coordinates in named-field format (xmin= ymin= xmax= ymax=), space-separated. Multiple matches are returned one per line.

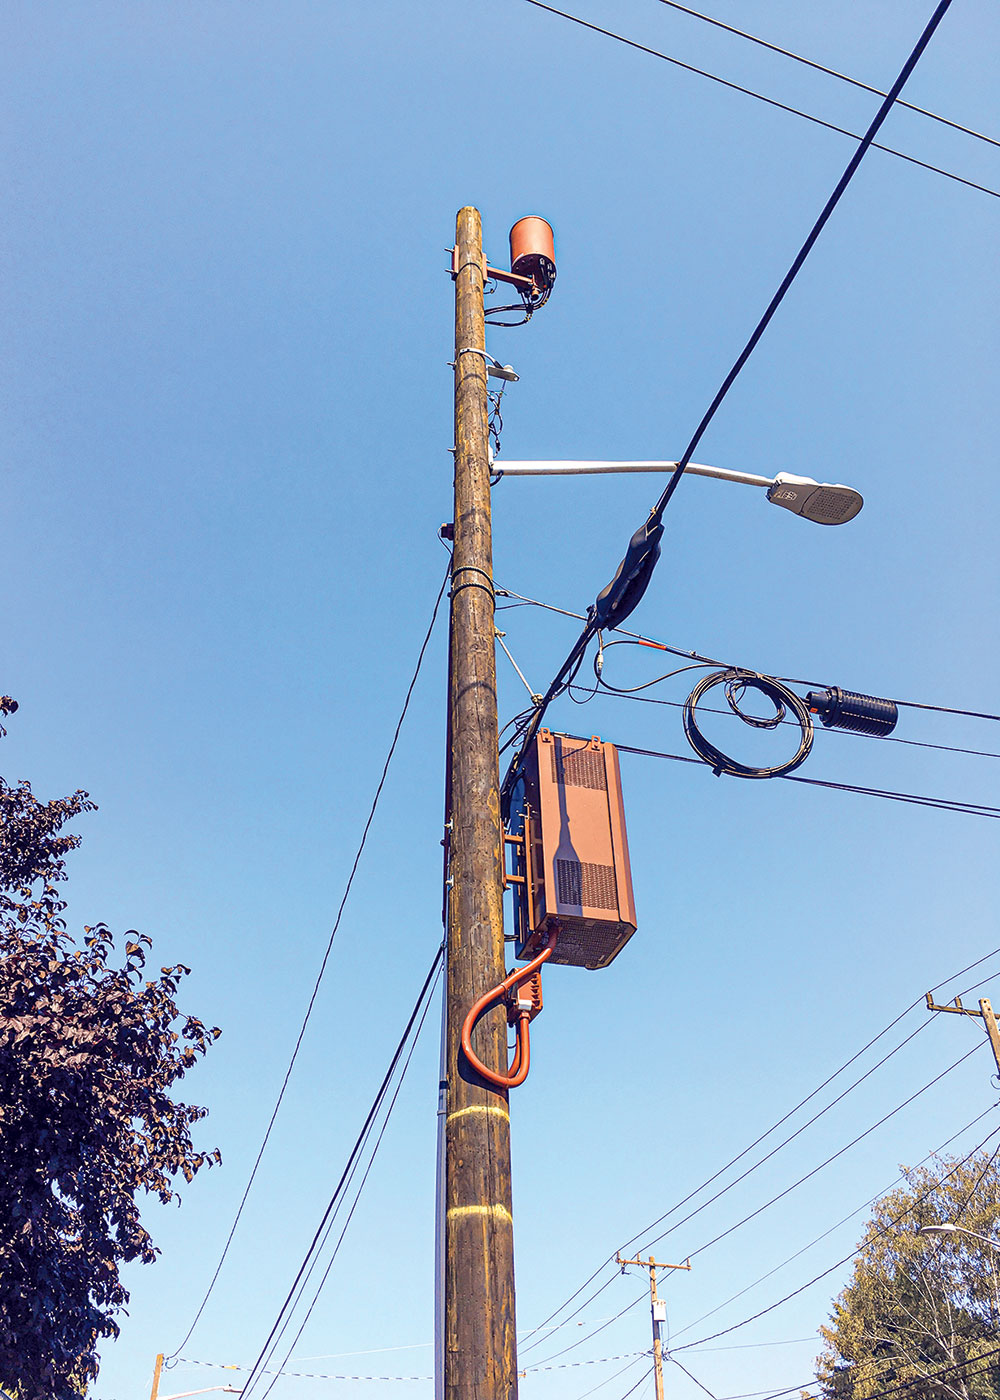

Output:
xmin=500 ymin=0 xmax=965 ymax=816
xmin=614 ymin=1365 xmax=656 ymax=1400
xmin=175 ymin=1310 xmax=1000 ymax=1392
xmin=249 ymin=1009 xmax=436 ymax=1393
xmin=669 ymin=1120 xmax=1000 ymax=1353
xmin=518 ymin=945 xmax=1000 ymax=1354
xmin=496 ymin=584 xmax=1000 ymax=730
xmin=574 ymin=1354 xmax=654 ymax=1400
xmin=626 ymin=1016 xmax=938 ymax=1257
xmin=690 ymin=1339 xmax=825 ymax=1353
xmin=237 ymin=941 xmax=445 ymax=1400
xmin=616 ymin=742 xmax=1000 ymax=819
xmin=670 ymin=1356 xmax=721 ymax=1400
xmin=950 ymin=1135 xmax=1000 ymax=1223
xmin=654 ymin=1041 xmax=984 ymax=1265
xmin=717 ymin=1385 xmax=816 ymax=1400
xmin=530 ymin=1291 xmax=658 ymax=1368
xmin=524 ymin=1106 xmax=1000 ymax=1372
xmin=518 ymin=0 xmax=998 ymax=200
xmin=529 ymin=1351 xmax=650 ymax=1373
xmin=177 ymin=1347 xmax=649 ymax=1385
xmin=783 ymin=769 xmax=1000 ymax=818
xmin=791 ymin=1342 xmax=1000 ymax=1400
xmin=577 ymin=681 xmax=1000 ymax=763
xmin=651 ymin=0 xmax=1000 ymax=151
xmin=166 ymin=562 xmax=450 ymax=1359
xmin=678 ymin=1001 xmax=1000 ymax=1343
xmin=535 ymin=1042 xmax=988 ymax=1371
xmin=250 ymin=955 xmax=443 ymax=1400
xmin=673 ymin=1103 xmax=1000 ymax=1343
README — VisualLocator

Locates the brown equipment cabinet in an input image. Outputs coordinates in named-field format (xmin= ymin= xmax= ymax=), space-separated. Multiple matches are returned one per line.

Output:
xmin=510 ymin=730 xmax=637 ymax=971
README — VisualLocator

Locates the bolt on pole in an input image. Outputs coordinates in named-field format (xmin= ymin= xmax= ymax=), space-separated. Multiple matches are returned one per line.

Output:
xmin=441 ymin=206 xmax=518 ymax=1400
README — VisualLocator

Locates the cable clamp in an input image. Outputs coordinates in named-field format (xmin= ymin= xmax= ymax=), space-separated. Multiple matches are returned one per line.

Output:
xmin=453 ymin=347 xmax=520 ymax=381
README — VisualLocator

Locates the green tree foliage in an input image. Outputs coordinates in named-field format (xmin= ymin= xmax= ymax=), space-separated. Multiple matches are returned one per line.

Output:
xmin=0 ymin=698 xmax=221 ymax=1400
xmin=816 ymin=1147 xmax=1000 ymax=1400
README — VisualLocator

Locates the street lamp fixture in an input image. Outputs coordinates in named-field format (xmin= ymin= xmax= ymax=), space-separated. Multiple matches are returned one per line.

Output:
xmin=918 ymin=1223 xmax=1000 ymax=1251
xmin=492 ymin=460 xmax=864 ymax=525
xmin=159 ymin=1387 xmax=242 ymax=1399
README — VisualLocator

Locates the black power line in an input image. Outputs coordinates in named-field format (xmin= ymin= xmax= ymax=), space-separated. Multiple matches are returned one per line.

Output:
xmin=656 ymin=1043 xmax=984 ymax=1264
xmin=651 ymin=0 xmax=1000 ymax=151
xmin=672 ymin=1104 xmax=1000 ymax=1344
xmin=238 ymin=941 xmax=444 ymax=1400
xmin=251 ymin=957 xmax=443 ymax=1400
xmin=670 ymin=1356 xmax=721 ymax=1400
xmin=575 ymin=1354 xmax=654 ymax=1400
xmin=168 ymin=562 xmax=450 ymax=1358
xmin=670 ymin=1122 xmax=1000 ymax=1353
xmin=530 ymin=1046 xmax=986 ymax=1371
xmin=645 ymin=0 xmax=958 ymax=522
xmin=518 ymin=945 xmax=1000 ymax=1356
xmin=518 ymin=0 xmax=998 ymax=200
xmin=616 ymin=742 xmax=1000 ymax=819
xmin=525 ymin=1116 xmax=1000 ymax=1372
xmin=576 ymin=683 xmax=1000 ymax=763
xmin=786 ymin=1342 xmax=1000 ymax=1400
xmin=496 ymin=585 xmax=1000 ymax=730
xmin=501 ymin=0 xmax=961 ymax=815
xmin=630 ymin=1018 xmax=936 ymax=1258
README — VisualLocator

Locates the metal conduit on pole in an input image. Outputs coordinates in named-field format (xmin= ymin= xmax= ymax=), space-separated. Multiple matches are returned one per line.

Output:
xmin=441 ymin=206 xmax=518 ymax=1400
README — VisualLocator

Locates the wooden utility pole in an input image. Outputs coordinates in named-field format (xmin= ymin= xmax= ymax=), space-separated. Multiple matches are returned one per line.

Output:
xmin=442 ymin=206 xmax=518 ymax=1400
xmin=149 ymin=1354 xmax=164 ymax=1400
xmin=616 ymin=1254 xmax=691 ymax=1400
xmin=926 ymin=992 xmax=1000 ymax=1076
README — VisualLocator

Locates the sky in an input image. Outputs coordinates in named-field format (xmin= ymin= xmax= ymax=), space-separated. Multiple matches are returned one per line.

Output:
xmin=2 ymin=2 xmax=999 ymax=1399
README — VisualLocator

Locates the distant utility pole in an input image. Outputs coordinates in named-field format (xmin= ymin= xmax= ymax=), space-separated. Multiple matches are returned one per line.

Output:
xmin=148 ymin=1351 xmax=242 ymax=1400
xmin=616 ymin=1254 xmax=692 ymax=1400
xmin=442 ymin=207 xmax=517 ymax=1400
xmin=926 ymin=992 xmax=1000 ymax=1077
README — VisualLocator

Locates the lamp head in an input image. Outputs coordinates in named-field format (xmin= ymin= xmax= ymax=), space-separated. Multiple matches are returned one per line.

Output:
xmin=767 ymin=472 xmax=863 ymax=525
xmin=918 ymin=1224 xmax=959 ymax=1237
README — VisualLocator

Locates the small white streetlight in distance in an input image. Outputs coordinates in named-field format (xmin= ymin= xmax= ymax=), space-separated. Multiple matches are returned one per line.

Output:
xmin=491 ymin=460 xmax=864 ymax=526
xmin=159 ymin=1389 xmax=242 ymax=1399
xmin=918 ymin=1223 xmax=1000 ymax=1251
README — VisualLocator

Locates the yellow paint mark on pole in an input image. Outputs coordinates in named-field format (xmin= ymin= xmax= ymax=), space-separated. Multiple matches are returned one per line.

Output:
xmin=447 ymin=1104 xmax=510 ymax=1125
xmin=447 ymin=1203 xmax=514 ymax=1225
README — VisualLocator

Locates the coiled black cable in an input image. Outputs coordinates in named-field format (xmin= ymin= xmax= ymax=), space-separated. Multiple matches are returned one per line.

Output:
xmin=683 ymin=669 xmax=814 ymax=778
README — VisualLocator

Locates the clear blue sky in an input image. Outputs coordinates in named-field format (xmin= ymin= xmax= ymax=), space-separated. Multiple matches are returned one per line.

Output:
xmin=3 ymin=3 xmax=999 ymax=1399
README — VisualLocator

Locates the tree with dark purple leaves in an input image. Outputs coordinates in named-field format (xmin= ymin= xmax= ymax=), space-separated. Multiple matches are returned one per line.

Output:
xmin=0 ymin=697 xmax=220 ymax=1400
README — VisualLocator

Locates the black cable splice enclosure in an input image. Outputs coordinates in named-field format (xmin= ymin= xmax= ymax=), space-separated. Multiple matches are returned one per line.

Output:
xmin=806 ymin=687 xmax=898 ymax=736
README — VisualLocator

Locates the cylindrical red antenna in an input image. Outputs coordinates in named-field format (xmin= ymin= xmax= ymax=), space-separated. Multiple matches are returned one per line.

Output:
xmin=509 ymin=216 xmax=556 ymax=298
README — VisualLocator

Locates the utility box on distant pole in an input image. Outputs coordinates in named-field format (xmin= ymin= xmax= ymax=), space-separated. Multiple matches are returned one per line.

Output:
xmin=510 ymin=730 xmax=637 ymax=970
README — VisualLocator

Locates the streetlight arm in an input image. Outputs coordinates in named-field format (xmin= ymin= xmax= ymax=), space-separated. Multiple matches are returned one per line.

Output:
xmin=493 ymin=460 xmax=774 ymax=487
xmin=492 ymin=461 xmax=864 ymax=527
xmin=160 ymin=1388 xmax=242 ymax=1399
xmin=918 ymin=1224 xmax=1000 ymax=1251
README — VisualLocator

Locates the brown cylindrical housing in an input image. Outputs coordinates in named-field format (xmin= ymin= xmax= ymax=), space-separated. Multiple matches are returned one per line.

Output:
xmin=509 ymin=215 xmax=556 ymax=294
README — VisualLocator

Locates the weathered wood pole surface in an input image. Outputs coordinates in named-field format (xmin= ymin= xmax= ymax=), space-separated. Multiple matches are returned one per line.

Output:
xmin=149 ymin=1354 xmax=164 ymax=1400
xmin=443 ymin=205 xmax=518 ymax=1400
xmin=650 ymin=1265 xmax=665 ymax=1400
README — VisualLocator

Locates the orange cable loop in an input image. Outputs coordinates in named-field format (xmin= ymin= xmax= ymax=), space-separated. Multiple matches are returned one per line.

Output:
xmin=460 ymin=930 xmax=558 ymax=1089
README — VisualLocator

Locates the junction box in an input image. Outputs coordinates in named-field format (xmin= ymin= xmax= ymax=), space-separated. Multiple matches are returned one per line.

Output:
xmin=509 ymin=730 xmax=637 ymax=971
